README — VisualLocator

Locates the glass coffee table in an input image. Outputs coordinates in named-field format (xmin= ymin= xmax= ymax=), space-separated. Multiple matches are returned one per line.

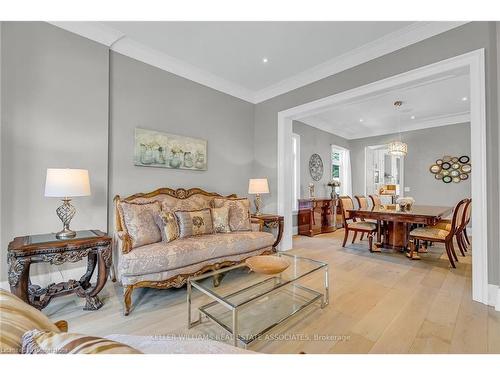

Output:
xmin=187 ymin=252 xmax=329 ymax=346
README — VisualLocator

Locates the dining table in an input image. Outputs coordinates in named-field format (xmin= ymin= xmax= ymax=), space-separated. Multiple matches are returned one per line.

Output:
xmin=347 ymin=204 xmax=453 ymax=252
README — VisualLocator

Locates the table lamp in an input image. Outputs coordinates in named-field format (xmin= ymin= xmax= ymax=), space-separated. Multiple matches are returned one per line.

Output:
xmin=248 ymin=178 xmax=269 ymax=216
xmin=44 ymin=168 xmax=91 ymax=239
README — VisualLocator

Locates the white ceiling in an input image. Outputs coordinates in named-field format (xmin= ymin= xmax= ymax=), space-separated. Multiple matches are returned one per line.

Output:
xmin=299 ymin=68 xmax=470 ymax=139
xmin=103 ymin=21 xmax=413 ymax=91
xmin=51 ymin=21 xmax=467 ymax=103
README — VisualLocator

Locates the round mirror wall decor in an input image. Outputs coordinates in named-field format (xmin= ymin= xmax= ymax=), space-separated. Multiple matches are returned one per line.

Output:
xmin=459 ymin=155 xmax=470 ymax=164
xmin=309 ymin=153 xmax=324 ymax=181
xmin=429 ymin=164 xmax=441 ymax=174
xmin=442 ymin=176 xmax=452 ymax=183
xmin=430 ymin=155 xmax=470 ymax=184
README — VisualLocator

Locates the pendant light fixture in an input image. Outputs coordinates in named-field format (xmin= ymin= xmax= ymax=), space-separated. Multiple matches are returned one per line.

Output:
xmin=388 ymin=100 xmax=408 ymax=156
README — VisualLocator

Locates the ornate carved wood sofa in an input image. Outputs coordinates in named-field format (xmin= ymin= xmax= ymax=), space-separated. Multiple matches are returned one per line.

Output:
xmin=113 ymin=187 xmax=281 ymax=315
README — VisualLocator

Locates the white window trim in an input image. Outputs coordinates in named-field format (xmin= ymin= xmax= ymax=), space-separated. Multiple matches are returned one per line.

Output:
xmin=331 ymin=144 xmax=348 ymax=195
xmin=292 ymin=133 xmax=300 ymax=213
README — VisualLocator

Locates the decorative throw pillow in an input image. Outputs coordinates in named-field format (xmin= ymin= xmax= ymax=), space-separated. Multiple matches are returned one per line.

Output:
xmin=21 ymin=330 xmax=142 ymax=354
xmin=118 ymin=201 xmax=162 ymax=251
xmin=211 ymin=206 xmax=231 ymax=233
xmin=212 ymin=198 xmax=251 ymax=231
xmin=154 ymin=211 xmax=180 ymax=243
xmin=175 ymin=209 xmax=214 ymax=238
xmin=0 ymin=289 xmax=61 ymax=354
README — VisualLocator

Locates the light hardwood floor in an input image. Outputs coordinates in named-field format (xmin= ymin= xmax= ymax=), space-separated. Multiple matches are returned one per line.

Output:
xmin=45 ymin=230 xmax=500 ymax=354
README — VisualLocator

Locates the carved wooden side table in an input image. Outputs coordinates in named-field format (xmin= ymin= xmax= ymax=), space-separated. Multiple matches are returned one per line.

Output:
xmin=7 ymin=230 xmax=111 ymax=311
xmin=250 ymin=214 xmax=284 ymax=248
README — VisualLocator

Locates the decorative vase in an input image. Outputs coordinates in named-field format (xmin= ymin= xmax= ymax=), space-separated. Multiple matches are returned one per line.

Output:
xmin=195 ymin=153 xmax=205 ymax=169
xmin=156 ymin=147 xmax=166 ymax=164
xmin=169 ymin=153 xmax=182 ymax=168
xmin=183 ymin=152 xmax=193 ymax=168
xmin=140 ymin=146 xmax=153 ymax=164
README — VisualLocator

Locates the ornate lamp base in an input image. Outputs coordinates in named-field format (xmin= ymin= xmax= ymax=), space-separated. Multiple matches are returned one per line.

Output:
xmin=55 ymin=198 xmax=77 ymax=239
xmin=254 ymin=194 xmax=262 ymax=216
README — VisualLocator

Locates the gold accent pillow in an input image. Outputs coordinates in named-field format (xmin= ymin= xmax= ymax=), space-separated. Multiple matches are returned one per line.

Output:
xmin=0 ymin=289 xmax=61 ymax=354
xmin=21 ymin=330 xmax=142 ymax=354
xmin=212 ymin=198 xmax=251 ymax=231
xmin=154 ymin=211 xmax=180 ymax=243
xmin=118 ymin=201 xmax=162 ymax=251
xmin=211 ymin=206 xmax=231 ymax=233
xmin=175 ymin=209 xmax=214 ymax=238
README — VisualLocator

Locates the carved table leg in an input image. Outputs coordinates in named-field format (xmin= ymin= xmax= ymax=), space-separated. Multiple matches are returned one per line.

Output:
xmin=75 ymin=245 xmax=111 ymax=311
xmin=8 ymin=255 xmax=31 ymax=304
xmin=79 ymin=252 xmax=97 ymax=290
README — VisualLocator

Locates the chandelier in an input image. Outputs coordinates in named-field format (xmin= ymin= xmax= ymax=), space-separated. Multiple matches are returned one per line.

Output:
xmin=388 ymin=100 xmax=408 ymax=157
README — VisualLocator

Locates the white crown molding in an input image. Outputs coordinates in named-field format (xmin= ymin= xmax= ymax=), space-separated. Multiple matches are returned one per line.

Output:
xmin=301 ymin=111 xmax=471 ymax=140
xmin=252 ymin=21 xmax=469 ymax=103
xmin=49 ymin=21 xmax=125 ymax=47
xmin=49 ymin=21 xmax=468 ymax=104
xmin=111 ymin=37 xmax=255 ymax=102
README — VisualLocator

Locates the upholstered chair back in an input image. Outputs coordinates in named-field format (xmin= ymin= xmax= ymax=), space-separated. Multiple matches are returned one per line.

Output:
xmin=339 ymin=196 xmax=354 ymax=222
xmin=355 ymin=195 xmax=369 ymax=209
xmin=369 ymin=194 xmax=382 ymax=206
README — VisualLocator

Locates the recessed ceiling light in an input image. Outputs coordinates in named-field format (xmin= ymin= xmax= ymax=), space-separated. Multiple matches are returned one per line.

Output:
xmin=462 ymin=96 xmax=468 ymax=101
xmin=410 ymin=115 xmax=416 ymax=120
xmin=262 ymin=57 xmax=268 ymax=63
xmin=359 ymin=118 xmax=364 ymax=123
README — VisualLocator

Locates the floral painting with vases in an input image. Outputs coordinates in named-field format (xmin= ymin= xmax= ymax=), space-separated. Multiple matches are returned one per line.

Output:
xmin=134 ymin=128 xmax=207 ymax=171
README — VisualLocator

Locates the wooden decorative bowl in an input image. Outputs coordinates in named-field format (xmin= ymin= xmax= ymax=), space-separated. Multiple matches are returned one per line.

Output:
xmin=245 ymin=255 xmax=290 ymax=275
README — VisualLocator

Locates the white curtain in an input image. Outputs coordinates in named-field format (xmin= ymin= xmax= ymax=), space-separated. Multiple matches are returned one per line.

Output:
xmin=342 ymin=149 xmax=352 ymax=197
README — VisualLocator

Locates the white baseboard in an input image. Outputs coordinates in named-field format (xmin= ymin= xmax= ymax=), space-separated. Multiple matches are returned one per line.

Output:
xmin=488 ymin=284 xmax=500 ymax=311
xmin=292 ymin=226 xmax=298 ymax=235
xmin=0 ymin=266 xmax=88 ymax=291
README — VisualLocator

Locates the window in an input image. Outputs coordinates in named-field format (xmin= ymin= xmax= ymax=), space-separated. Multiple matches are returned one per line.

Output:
xmin=292 ymin=134 xmax=300 ymax=211
xmin=331 ymin=146 xmax=344 ymax=194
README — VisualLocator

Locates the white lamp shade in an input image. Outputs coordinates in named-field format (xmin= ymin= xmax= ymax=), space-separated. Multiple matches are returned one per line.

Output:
xmin=44 ymin=168 xmax=91 ymax=197
xmin=248 ymin=178 xmax=269 ymax=194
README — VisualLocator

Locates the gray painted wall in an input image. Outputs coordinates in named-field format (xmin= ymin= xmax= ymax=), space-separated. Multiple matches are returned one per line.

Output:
xmin=109 ymin=52 xmax=255 ymax=227
xmin=1 ymin=22 xmax=109 ymax=279
xmin=0 ymin=23 xmax=255 ymax=281
xmin=254 ymin=22 xmax=499 ymax=284
xmin=349 ymin=123 xmax=471 ymax=207
xmin=292 ymin=120 xmax=349 ymax=199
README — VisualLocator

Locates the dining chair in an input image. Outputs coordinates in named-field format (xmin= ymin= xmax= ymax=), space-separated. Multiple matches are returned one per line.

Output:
xmin=354 ymin=195 xmax=377 ymax=240
xmin=457 ymin=199 xmax=471 ymax=254
xmin=408 ymin=198 xmax=469 ymax=268
xmin=339 ymin=196 xmax=377 ymax=252
xmin=432 ymin=198 xmax=470 ymax=256
xmin=369 ymin=194 xmax=382 ymax=207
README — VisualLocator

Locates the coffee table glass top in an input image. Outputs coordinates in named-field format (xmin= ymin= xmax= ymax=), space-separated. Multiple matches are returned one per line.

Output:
xmin=188 ymin=253 xmax=328 ymax=345
xmin=190 ymin=253 xmax=326 ymax=307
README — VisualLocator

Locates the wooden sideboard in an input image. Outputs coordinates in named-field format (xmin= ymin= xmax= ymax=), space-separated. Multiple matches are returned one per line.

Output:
xmin=297 ymin=198 xmax=341 ymax=237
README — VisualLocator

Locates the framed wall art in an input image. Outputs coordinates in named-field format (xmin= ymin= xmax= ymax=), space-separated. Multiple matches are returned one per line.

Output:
xmin=134 ymin=128 xmax=207 ymax=171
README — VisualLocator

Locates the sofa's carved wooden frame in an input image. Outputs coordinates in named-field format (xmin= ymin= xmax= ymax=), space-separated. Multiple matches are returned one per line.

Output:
xmin=113 ymin=187 xmax=277 ymax=316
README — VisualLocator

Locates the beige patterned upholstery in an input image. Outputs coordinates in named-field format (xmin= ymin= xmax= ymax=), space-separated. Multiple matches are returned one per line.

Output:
xmin=22 ymin=330 xmax=142 ymax=354
xmin=175 ymin=209 xmax=214 ymax=237
xmin=211 ymin=206 xmax=231 ymax=233
xmin=154 ymin=212 xmax=180 ymax=243
xmin=118 ymin=201 xmax=162 ymax=251
xmin=120 ymin=246 xmax=273 ymax=285
xmin=132 ymin=194 xmax=214 ymax=212
xmin=0 ymin=289 xmax=61 ymax=354
xmin=118 ymin=231 xmax=274 ymax=277
xmin=212 ymin=197 xmax=252 ymax=231
xmin=339 ymin=196 xmax=354 ymax=220
xmin=409 ymin=227 xmax=449 ymax=240
xmin=349 ymin=222 xmax=377 ymax=231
